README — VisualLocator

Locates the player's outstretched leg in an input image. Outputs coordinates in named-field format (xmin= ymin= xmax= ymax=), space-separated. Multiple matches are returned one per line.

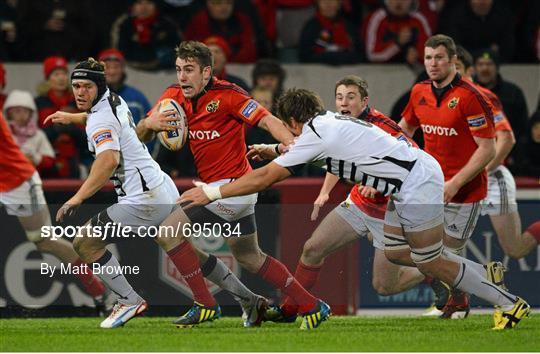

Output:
xmin=73 ymin=230 xmax=147 ymax=329
xmin=226 ymin=233 xmax=331 ymax=329
xmin=197 ymin=253 xmax=267 ymax=327
xmin=156 ymin=209 xmax=220 ymax=327
xmin=18 ymin=206 xmax=112 ymax=314
xmin=404 ymin=224 xmax=530 ymax=330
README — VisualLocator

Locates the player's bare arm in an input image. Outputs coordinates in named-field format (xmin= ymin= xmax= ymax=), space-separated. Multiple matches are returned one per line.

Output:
xmin=44 ymin=111 xmax=88 ymax=126
xmin=486 ymin=130 xmax=515 ymax=172
xmin=398 ymin=118 xmax=418 ymax=138
xmin=444 ymin=136 xmax=495 ymax=203
xmin=179 ymin=162 xmax=291 ymax=208
xmin=136 ymin=107 xmax=178 ymax=142
xmin=246 ymin=114 xmax=295 ymax=161
xmin=257 ymin=114 xmax=295 ymax=146
xmin=56 ymin=149 xmax=120 ymax=222
xmin=311 ymin=173 xmax=340 ymax=221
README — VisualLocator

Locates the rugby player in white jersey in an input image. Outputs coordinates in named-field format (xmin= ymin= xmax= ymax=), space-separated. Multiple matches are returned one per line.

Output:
xmin=180 ymin=88 xmax=530 ymax=330
xmin=54 ymin=58 xmax=220 ymax=328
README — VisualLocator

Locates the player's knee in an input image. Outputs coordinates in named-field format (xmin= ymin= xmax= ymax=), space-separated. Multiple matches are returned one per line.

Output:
xmin=301 ymin=239 xmax=324 ymax=264
xmin=504 ymin=246 xmax=524 ymax=259
xmin=372 ymin=277 xmax=396 ymax=296
xmin=232 ymin=248 xmax=265 ymax=273
xmin=26 ymin=228 xmax=44 ymax=243
xmin=35 ymin=238 xmax=54 ymax=253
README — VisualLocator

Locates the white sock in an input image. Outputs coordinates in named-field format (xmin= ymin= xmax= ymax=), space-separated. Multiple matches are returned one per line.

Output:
xmin=92 ymin=250 xmax=141 ymax=305
xmin=453 ymin=262 xmax=516 ymax=307
xmin=442 ymin=249 xmax=487 ymax=279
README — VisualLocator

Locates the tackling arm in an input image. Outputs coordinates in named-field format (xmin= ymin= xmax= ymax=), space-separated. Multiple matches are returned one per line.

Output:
xmin=220 ymin=162 xmax=291 ymax=198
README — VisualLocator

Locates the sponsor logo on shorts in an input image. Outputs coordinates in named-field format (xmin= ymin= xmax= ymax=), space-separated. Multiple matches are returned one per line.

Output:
xmin=421 ymin=124 xmax=458 ymax=136
xmin=240 ymin=100 xmax=259 ymax=119
xmin=447 ymin=224 xmax=458 ymax=232
xmin=92 ymin=129 xmax=113 ymax=147
xmin=216 ymin=202 xmax=236 ymax=216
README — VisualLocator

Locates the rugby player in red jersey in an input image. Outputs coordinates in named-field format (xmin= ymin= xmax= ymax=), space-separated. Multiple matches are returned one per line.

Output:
xmin=399 ymin=34 xmax=502 ymax=318
xmin=136 ymin=41 xmax=329 ymax=329
xmin=454 ymin=45 xmax=540 ymax=260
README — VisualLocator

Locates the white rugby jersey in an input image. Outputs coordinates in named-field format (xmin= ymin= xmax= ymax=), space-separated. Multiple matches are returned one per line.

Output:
xmin=274 ymin=111 xmax=420 ymax=196
xmin=86 ymin=90 xmax=164 ymax=197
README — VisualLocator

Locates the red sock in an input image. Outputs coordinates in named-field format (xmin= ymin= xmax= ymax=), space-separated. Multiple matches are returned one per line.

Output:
xmin=526 ymin=221 xmax=540 ymax=244
xmin=167 ymin=241 xmax=216 ymax=306
xmin=282 ymin=261 xmax=321 ymax=316
xmin=73 ymin=259 xmax=105 ymax=298
xmin=257 ymin=256 xmax=317 ymax=313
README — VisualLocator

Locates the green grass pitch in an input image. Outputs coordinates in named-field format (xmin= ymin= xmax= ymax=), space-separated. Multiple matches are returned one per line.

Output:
xmin=1 ymin=314 xmax=538 ymax=352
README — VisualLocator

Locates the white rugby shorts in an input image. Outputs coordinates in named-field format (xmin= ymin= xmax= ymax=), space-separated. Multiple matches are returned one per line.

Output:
xmin=0 ymin=171 xmax=46 ymax=217
xmin=335 ymin=195 xmax=385 ymax=250
xmin=481 ymin=165 xmax=517 ymax=216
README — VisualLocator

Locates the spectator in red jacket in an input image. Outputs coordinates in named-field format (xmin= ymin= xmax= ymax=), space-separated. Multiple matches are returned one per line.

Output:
xmin=35 ymin=56 xmax=77 ymax=127
xmin=362 ymin=0 xmax=431 ymax=66
xmin=35 ymin=56 xmax=89 ymax=177
xmin=184 ymin=0 xmax=259 ymax=63
xmin=299 ymin=0 xmax=363 ymax=65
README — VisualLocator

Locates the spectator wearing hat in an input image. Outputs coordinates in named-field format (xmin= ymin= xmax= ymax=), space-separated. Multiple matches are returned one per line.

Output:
xmin=0 ymin=63 xmax=6 ymax=110
xmin=110 ymin=0 xmax=181 ymax=71
xmin=203 ymin=36 xmax=249 ymax=91
xmin=251 ymin=59 xmax=286 ymax=111
xmin=3 ymin=90 xmax=57 ymax=177
xmin=438 ymin=0 xmax=515 ymax=62
xmin=35 ymin=56 xmax=77 ymax=127
xmin=299 ymin=0 xmax=362 ymax=65
xmin=184 ymin=0 xmax=260 ymax=63
xmin=473 ymin=49 xmax=529 ymax=145
xmin=98 ymin=48 xmax=151 ymax=125
xmin=35 ymin=56 xmax=89 ymax=178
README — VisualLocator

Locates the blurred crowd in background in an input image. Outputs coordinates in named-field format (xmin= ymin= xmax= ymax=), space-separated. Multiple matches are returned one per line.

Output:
xmin=0 ymin=0 xmax=539 ymax=180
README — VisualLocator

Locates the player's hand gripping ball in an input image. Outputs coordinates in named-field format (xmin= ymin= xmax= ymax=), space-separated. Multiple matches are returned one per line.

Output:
xmin=157 ymin=98 xmax=188 ymax=151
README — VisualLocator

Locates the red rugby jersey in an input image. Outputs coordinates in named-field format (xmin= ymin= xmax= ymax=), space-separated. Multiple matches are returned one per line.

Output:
xmin=153 ymin=78 xmax=269 ymax=183
xmin=402 ymin=74 xmax=496 ymax=203
xmin=0 ymin=112 xmax=35 ymax=192
xmin=349 ymin=107 xmax=417 ymax=219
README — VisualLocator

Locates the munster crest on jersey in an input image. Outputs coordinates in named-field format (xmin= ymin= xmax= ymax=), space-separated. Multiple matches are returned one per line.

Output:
xmin=206 ymin=100 xmax=220 ymax=113
xmin=448 ymin=97 xmax=459 ymax=109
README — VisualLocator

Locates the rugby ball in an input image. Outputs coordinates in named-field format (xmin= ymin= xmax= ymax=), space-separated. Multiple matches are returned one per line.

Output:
xmin=157 ymin=98 xmax=188 ymax=151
